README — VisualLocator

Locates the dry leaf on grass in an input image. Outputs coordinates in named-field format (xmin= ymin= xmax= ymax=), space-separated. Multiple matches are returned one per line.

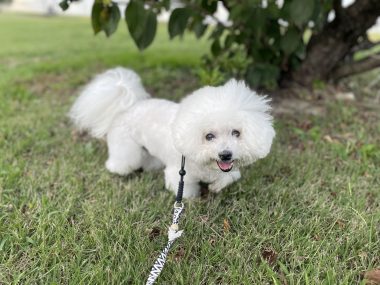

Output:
xmin=71 ymin=129 xmax=89 ymax=142
xmin=261 ymin=248 xmax=278 ymax=266
xmin=364 ymin=269 xmax=380 ymax=285
xmin=208 ymin=236 xmax=217 ymax=246
xmin=313 ymin=235 xmax=321 ymax=241
xmin=174 ymin=246 xmax=185 ymax=262
xmin=323 ymin=135 xmax=334 ymax=143
xmin=298 ymin=120 xmax=313 ymax=131
xmin=223 ymin=218 xmax=231 ymax=233
xmin=148 ymin=227 xmax=161 ymax=241
xmin=335 ymin=219 xmax=346 ymax=229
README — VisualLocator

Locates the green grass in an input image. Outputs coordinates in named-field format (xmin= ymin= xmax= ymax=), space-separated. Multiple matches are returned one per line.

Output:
xmin=0 ymin=14 xmax=379 ymax=284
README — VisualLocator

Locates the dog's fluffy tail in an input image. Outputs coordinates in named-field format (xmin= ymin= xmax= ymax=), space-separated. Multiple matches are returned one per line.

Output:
xmin=69 ymin=67 xmax=150 ymax=138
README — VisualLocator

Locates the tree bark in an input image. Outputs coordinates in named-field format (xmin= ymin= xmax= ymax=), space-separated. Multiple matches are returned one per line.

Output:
xmin=332 ymin=52 xmax=380 ymax=80
xmin=288 ymin=0 xmax=380 ymax=88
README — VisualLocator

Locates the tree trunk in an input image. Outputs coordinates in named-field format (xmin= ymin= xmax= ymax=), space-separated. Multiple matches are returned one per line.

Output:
xmin=287 ymin=0 xmax=380 ymax=88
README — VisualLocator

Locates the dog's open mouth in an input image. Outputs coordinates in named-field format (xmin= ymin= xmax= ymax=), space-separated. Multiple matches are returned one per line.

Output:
xmin=216 ymin=161 xmax=234 ymax=172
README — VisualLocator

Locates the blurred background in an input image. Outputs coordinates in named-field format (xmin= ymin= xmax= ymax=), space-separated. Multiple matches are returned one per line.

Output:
xmin=0 ymin=1 xmax=379 ymax=284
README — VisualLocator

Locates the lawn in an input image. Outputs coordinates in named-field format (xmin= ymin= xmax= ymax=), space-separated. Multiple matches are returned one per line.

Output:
xmin=0 ymin=14 xmax=379 ymax=284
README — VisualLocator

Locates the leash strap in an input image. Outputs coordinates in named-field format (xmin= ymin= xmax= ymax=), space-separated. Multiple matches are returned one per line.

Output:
xmin=146 ymin=156 xmax=186 ymax=285
xmin=175 ymin=156 xmax=186 ymax=203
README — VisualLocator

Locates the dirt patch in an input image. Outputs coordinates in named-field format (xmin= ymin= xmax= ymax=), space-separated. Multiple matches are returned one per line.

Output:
xmin=12 ymin=71 xmax=93 ymax=105
xmin=27 ymin=73 xmax=70 ymax=95
xmin=12 ymin=72 xmax=67 ymax=95
xmin=273 ymin=98 xmax=326 ymax=116
xmin=0 ymin=56 xmax=48 ymax=69
xmin=272 ymin=85 xmax=380 ymax=119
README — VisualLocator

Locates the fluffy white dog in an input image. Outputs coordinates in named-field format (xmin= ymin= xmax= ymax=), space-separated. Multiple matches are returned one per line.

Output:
xmin=70 ymin=67 xmax=275 ymax=198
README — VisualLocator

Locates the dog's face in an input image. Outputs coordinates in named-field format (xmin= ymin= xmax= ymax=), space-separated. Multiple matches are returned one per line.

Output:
xmin=202 ymin=127 xmax=240 ymax=172
xmin=172 ymin=79 xmax=275 ymax=173
xmin=195 ymin=113 xmax=260 ymax=172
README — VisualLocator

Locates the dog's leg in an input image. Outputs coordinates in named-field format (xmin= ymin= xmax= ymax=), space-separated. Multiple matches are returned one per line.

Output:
xmin=105 ymin=127 xmax=143 ymax=175
xmin=209 ymin=170 xmax=241 ymax=193
xmin=164 ymin=167 xmax=200 ymax=198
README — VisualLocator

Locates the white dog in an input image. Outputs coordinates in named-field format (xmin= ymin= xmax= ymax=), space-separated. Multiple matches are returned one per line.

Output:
xmin=70 ymin=67 xmax=275 ymax=198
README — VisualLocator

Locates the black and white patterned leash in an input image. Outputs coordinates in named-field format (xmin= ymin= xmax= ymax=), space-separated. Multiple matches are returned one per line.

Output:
xmin=146 ymin=156 xmax=186 ymax=285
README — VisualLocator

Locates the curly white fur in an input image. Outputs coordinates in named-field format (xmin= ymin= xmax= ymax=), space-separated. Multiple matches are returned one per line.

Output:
xmin=69 ymin=67 xmax=275 ymax=198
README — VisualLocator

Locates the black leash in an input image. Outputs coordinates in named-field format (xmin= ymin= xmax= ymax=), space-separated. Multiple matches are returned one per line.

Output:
xmin=175 ymin=155 xmax=186 ymax=204
xmin=146 ymin=156 xmax=186 ymax=285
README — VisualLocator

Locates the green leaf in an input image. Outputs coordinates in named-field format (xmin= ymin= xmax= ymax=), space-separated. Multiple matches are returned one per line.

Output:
xmin=224 ymin=34 xmax=235 ymax=49
xmin=289 ymin=0 xmax=315 ymax=28
xmin=125 ymin=0 xmax=157 ymax=50
xmin=250 ymin=8 xmax=267 ymax=41
xmin=193 ymin=21 xmax=207 ymax=39
xmin=310 ymin=0 xmax=326 ymax=31
xmin=168 ymin=8 xmax=192 ymax=39
xmin=91 ymin=2 xmax=103 ymax=34
xmin=280 ymin=27 xmax=301 ymax=54
xmin=230 ymin=5 xmax=250 ymax=23
xmin=201 ymin=0 xmax=218 ymax=14
xmin=104 ymin=4 xmax=121 ymax=37
xmin=139 ymin=12 xmax=157 ymax=50
xmin=266 ymin=1 xmax=280 ymax=19
xmin=209 ymin=24 xmax=224 ymax=40
xmin=162 ymin=0 xmax=171 ymax=10
xmin=246 ymin=63 xmax=280 ymax=89
xmin=125 ymin=0 xmax=144 ymax=40
xmin=211 ymin=39 xmax=221 ymax=57
xmin=91 ymin=2 xmax=121 ymax=37
xmin=59 ymin=0 xmax=69 ymax=11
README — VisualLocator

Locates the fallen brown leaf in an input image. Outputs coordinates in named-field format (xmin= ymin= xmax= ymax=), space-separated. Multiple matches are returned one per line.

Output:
xmin=208 ymin=236 xmax=217 ymax=246
xmin=71 ymin=129 xmax=89 ymax=142
xmin=174 ymin=246 xmax=185 ymax=262
xmin=261 ymin=248 xmax=278 ymax=266
xmin=364 ymin=268 xmax=380 ymax=285
xmin=335 ymin=219 xmax=346 ymax=229
xmin=313 ymin=235 xmax=321 ymax=241
xmin=298 ymin=120 xmax=313 ymax=131
xmin=198 ymin=215 xmax=209 ymax=223
xmin=223 ymin=218 xmax=231 ymax=233
xmin=148 ymin=227 xmax=161 ymax=241
xmin=323 ymin=135 xmax=334 ymax=143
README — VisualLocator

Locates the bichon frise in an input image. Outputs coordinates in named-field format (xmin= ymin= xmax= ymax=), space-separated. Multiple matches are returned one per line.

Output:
xmin=70 ymin=67 xmax=275 ymax=198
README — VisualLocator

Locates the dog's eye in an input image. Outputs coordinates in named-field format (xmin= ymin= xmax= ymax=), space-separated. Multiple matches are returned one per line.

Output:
xmin=205 ymin=133 xmax=215 ymax=141
xmin=232 ymin=130 xmax=240 ymax=137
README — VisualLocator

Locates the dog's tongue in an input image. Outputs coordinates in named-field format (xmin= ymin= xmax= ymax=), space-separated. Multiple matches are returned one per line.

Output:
xmin=217 ymin=161 xmax=233 ymax=171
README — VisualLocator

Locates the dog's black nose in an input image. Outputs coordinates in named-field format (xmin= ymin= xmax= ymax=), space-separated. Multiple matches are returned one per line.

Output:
xmin=219 ymin=150 xmax=232 ymax=161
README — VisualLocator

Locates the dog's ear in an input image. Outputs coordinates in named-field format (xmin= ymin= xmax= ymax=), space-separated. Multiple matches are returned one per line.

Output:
xmin=171 ymin=110 xmax=202 ymax=158
xmin=171 ymin=85 xmax=215 ymax=158
xmin=238 ymin=111 xmax=275 ymax=163
xmin=222 ymin=80 xmax=275 ymax=162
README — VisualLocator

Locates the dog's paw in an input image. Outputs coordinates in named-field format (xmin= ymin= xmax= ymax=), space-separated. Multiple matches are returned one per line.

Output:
xmin=209 ymin=180 xmax=226 ymax=193
xmin=209 ymin=171 xmax=241 ymax=193
xmin=182 ymin=187 xmax=201 ymax=198
xmin=105 ymin=159 xmax=131 ymax=176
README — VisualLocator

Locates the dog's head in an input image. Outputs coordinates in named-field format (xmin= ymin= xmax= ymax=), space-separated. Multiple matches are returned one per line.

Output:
xmin=172 ymin=79 xmax=275 ymax=172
